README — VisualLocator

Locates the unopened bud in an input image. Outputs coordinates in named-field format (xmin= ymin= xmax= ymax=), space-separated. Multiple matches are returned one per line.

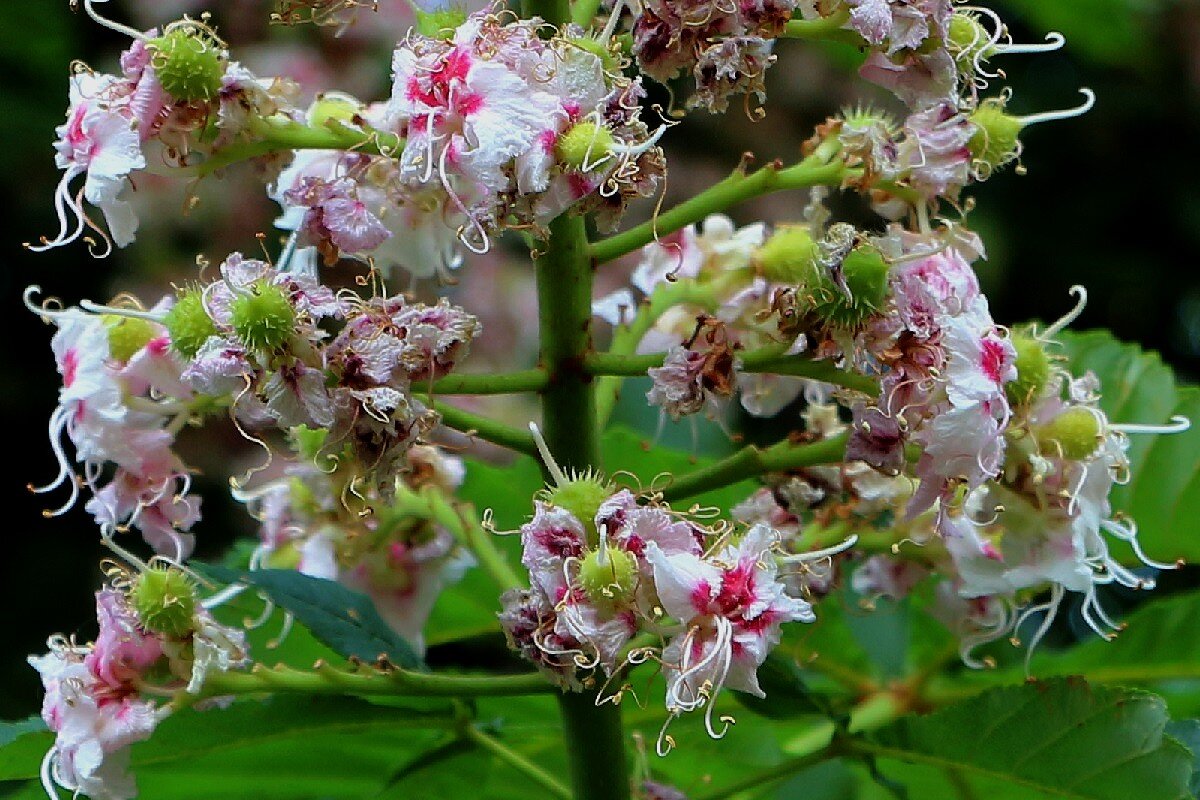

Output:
xmin=150 ymin=27 xmax=226 ymax=103
xmin=545 ymin=474 xmax=613 ymax=547
xmin=164 ymin=287 xmax=218 ymax=360
xmin=578 ymin=545 xmax=637 ymax=610
xmin=1038 ymin=407 xmax=1102 ymax=460
xmin=103 ymin=315 xmax=158 ymax=363
xmin=230 ymin=282 xmax=295 ymax=353
xmin=131 ymin=566 xmax=197 ymax=638
xmin=1006 ymin=332 xmax=1051 ymax=406
xmin=556 ymin=121 xmax=615 ymax=171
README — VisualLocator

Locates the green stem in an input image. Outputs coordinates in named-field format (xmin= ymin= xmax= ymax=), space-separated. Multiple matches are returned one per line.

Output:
xmin=193 ymin=663 xmax=552 ymax=702
xmin=661 ymin=431 xmax=850 ymax=502
xmin=429 ymin=369 xmax=549 ymax=395
xmin=194 ymin=116 xmax=402 ymax=177
xmin=420 ymin=487 xmax=526 ymax=592
xmin=589 ymin=153 xmax=846 ymax=264
xmin=585 ymin=348 xmax=880 ymax=395
xmin=557 ymin=691 xmax=630 ymax=800
xmin=428 ymin=398 xmax=537 ymax=456
xmin=780 ymin=9 xmax=861 ymax=44
xmin=536 ymin=212 xmax=631 ymax=799
xmin=535 ymin=214 xmax=600 ymax=475
xmin=571 ymin=0 xmax=604 ymax=27
xmin=463 ymin=725 xmax=573 ymax=800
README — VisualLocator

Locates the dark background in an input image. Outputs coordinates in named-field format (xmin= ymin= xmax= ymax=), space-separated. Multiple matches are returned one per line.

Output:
xmin=1 ymin=0 xmax=1198 ymax=718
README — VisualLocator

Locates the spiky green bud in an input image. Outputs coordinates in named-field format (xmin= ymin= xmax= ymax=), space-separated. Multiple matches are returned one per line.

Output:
xmin=578 ymin=546 xmax=638 ymax=610
xmin=545 ymin=474 xmax=613 ymax=547
xmin=1038 ymin=407 xmax=1102 ymax=460
xmin=230 ymin=282 xmax=295 ymax=353
xmin=947 ymin=12 xmax=994 ymax=66
xmin=131 ymin=566 xmax=197 ymax=638
xmin=149 ymin=27 xmax=226 ymax=103
xmin=968 ymin=100 xmax=1023 ymax=171
xmin=756 ymin=225 xmax=819 ymax=284
xmin=164 ymin=288 xmax=218 ymax=360
xmin=1006 ymin=332 xmax=1051 ymax=406
xmin=103 ymin=315 xmax=158 ymax=363
xmin=804 ymin=245 xmax=891 ymax=330
xmin=556 ymin=121 xmax=615 ymax=171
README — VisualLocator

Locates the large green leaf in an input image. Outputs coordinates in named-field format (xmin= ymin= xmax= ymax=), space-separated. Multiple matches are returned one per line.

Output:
xmin=1057 ymin=330 xmax=1200 ymax=563
xmin=202 ymin=566 xmax=422 ymax=668
xmin=0 ymin=696 xmax=456 ymax=797
xmin=866 ymin=678 xmax=1194 ymax=799
xmin=1166 ymin=720 xmax=1200 ymax=798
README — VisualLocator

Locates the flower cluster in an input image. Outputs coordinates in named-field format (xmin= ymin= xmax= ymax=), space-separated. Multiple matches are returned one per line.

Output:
xmin=31 ymin=567 xmax=245 ymax=800
xmin=499 ymin=431 xmax=844 ymax=751
xmin=29 ymin=18 xmax=299 ymax=254
xmin=237 ymin=440 xmax=475 ymax=651
xmin=629 ymin=0 xmax=795 ymax=112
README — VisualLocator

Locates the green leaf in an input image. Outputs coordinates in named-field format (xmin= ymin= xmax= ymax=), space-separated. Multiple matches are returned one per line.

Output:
xmin=865 ymin=678 xmax=1193 ymax=799
xmin=201 ymin=566 xmax=422 ymax=668
xmin=1057 ymin=330 xmax=1200 ymax=563
xmin=1165 ymin=720 xmax=1200 ymax=797
xmin=0 ymin=719 xmax=51 ymax=783
xmin=734 ymin=652 xmax=828 ymax=719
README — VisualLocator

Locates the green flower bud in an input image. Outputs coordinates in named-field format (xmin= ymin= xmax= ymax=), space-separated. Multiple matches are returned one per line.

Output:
xmin=1006 ymin=332 xmax=1051 ymax=406
xmin=578 ymin=545 xmax=637 ymax=610
xmin=164 ymin=287 xmax=218 ymax=360
xmin=545 ymin=473 xmax=613 ymax=547
xmin=556 ymin=121 xmax=615 ymax=171
xmin=415 ymin=7 xmax=467 ymax=38
xmin=307 ymin=92 xmax=362 ymax=127
xmin=756 ymin=225 xmax=818 ymax=284
xmin=230 ymin=282 xmax=295 ymax=353
xmin=805 ymin=245 xmax=891 ymax=330
xmin=131 ymin=566 xmax=197 ymax=638
xmin=947 ymin=12 xmax=994 ymax=66
xmin=1037 ymin=407 xmax=1102 ymax=460
xmin=150 ymin=27 xmax=226 ymax=103
xmin=968 ymin=99 xmax=1022 ymax=172
xmin=103 ymin=315 xmax=158 ymax=363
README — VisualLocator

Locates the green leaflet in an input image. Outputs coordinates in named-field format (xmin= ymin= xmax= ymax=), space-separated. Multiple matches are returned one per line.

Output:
xmin=1056 ymin=330 xmax=1200 ymax=563
xmin=201 ymin=566 xmax=422 ymax=669
xmin=865 ymin=678 xmax=1193 ymax=799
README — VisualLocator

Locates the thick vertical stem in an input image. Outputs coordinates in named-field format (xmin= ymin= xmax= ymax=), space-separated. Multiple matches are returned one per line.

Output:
xmin=536 ymin=214 xmax=600 ymax=475
xmin=535 ymin=213 xmax=631 ymax=799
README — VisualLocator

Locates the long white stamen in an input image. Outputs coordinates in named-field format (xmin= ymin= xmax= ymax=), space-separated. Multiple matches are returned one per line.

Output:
xmin=997 ymin=31 xmax=1066 ymax=55
xmin=82 ymin=0 xmax=148 ymax=40
xmin=597 ymin=523 xmax=609 ymax=566
xmin=1042 ymin=284 xmax=1088 ymax=338
xmin=528 ymin=422 xmax=568 ymax=486
xmin=40 ymin=747 xmax=59 ymax=800
xmin=1110 ymin=415 xmax=1191 ymax=435
xmin=597 ymin=0 xmax=624 ymax=45
xmin=201 ymin=582 xmax=247 ymax=610
xmin=79 ymin=300 xmax=165 ymax=322
xmin=99 ymin=526 xmax=150 ymax=573
xmin=778 ymin=534 xmax=858 ymax=563
xmin=33 ymin=406 xmax=75 ymax=497
xmin=1016 ymin=583 xmax=1063 ymax=672
xmin=1017 ymin=88 xmax=1096 ymax=128
xmin=26 ymin=168 xmax=86 ymax=253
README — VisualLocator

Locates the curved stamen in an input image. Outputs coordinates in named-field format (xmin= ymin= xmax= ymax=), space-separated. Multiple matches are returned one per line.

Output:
xmin=1017 ymin=88 xmax=1096 ymax=129
xmin=40 ymin=747 xmax=58 ymax=800
xmin=777 ymin=533 xmax=858 ymax=562
xmin=82 ymin=0 xmax=148 ymax=40
xmin=528 ymin=422 xmax=568 ymax=486
xmin=1110 ymin=415 xmax=1191 ymax=435
xmin=1042 ymin=284 xmax=1088 ymax=338
xmin=997 ymin=31 xmax=1066 ymax=55
xmin=79 ymin=299 xmax=166 ymax=322
xmin=26 ymin=168 xmax=87 ymax=253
